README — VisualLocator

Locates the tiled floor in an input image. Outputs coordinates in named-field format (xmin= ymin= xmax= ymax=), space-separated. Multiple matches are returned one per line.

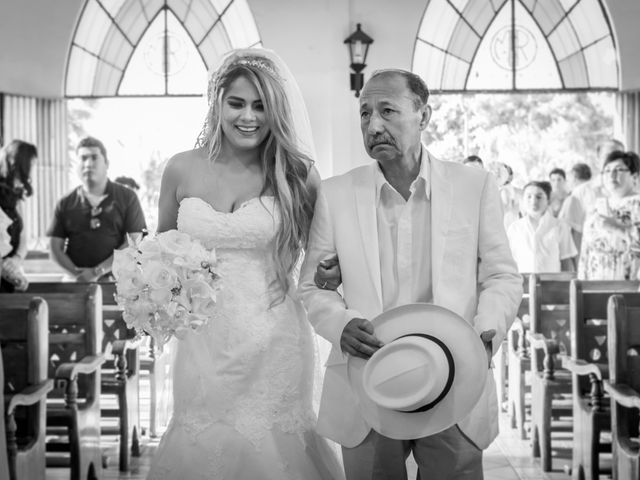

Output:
xmin=46 ymin=359 xmax=578 ymax=480
xmin=47 ymin=412 xmax=578 ymax=479
xmin=404 ymin=412 xmax=574 ymax=480
xmin=480 ymin=414 xmax=573 ymax=480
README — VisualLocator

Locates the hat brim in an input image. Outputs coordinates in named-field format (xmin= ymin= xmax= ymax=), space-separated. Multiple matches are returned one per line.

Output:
xmin=347 ymin=303 xmax=488 ymax=440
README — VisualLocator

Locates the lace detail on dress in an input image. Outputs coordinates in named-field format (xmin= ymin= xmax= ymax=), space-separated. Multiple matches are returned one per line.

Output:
xmin=177 ymin=196 xmax=278 ymax=250
xmin=145 ymin=196 xmax=343 ymax=480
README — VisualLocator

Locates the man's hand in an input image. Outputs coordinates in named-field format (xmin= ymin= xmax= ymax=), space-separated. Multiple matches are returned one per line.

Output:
xmin=75 ymin=268 xmax=98 ymax=283
xmin=341 ymin=318 xmax=384 ymax=359
xmin=314 ymin=254 xmax=342 ymax=291
xmin=480 ymin=329 xmax=496 ymax=368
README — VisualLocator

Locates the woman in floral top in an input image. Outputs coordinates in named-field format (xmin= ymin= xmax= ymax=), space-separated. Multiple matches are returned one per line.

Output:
xmin=578 ymin=150 xmax=640 ymax=280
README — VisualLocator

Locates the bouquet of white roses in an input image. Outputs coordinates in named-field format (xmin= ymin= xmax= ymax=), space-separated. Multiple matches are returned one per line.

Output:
xmin=112 ymin=230 xmax=220 ymax=350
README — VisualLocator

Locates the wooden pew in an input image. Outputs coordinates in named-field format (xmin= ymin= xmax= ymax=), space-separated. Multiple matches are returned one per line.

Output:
xmin=562 ymin=281 xmax=640 ymax=480
xmin=0 ymin=298 xmax=54 ymax=480
xmin=605 ymin=295 xmax=640 ymax=480
xmin=507 ymin=272 xmax=534 ymax=439
xmin=0 ymin=344 xmax=9 ymax=480
xmin=0 ymin=285 xmax=104 ymax=480
xmin=528 ymin=272 xmax=576 ymax=471
xmin=28 ymin=281 xmax=140 ymax=471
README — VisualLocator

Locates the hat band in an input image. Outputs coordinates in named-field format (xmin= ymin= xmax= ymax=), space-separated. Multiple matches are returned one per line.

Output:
xmin=396 ymin=333 xmax=455 ymax=413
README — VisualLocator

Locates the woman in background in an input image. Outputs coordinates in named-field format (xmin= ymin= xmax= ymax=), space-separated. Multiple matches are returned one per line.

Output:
xmin=578 ymin=150 xmax=640 ymax=280
xmin=0 ymin=139 xmax=37 ymax=292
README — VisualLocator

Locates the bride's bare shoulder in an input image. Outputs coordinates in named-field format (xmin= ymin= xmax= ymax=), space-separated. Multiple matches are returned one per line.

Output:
xmin=163 ymin=147 xmax=208 ymax=180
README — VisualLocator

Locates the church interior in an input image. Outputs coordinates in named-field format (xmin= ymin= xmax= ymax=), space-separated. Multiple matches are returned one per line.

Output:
xmin=2 ymin=0 xmax=640 ymax=479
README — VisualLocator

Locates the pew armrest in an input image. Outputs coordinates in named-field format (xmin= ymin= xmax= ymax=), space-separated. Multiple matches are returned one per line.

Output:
xmin=528 ymin=333 xmax=560 ymax=355
xmin=6 ymin=380 xmax=54 ymax=415
xmin=56 ymin=354 xmax=106 ymax=382
xmin=110 ymin=339 xmax=127 ymax=356
xmin=561 ymin=356 xmax=603 ymax=380
xmin=604 ymin=381 xmax=640 ymax=410
xmin=528 ymin=333 xmax=560 ymax=378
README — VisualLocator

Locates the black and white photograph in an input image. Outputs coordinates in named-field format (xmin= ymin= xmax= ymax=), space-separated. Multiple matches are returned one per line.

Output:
xmin=1 ymin=1 xmax=639 ymax=479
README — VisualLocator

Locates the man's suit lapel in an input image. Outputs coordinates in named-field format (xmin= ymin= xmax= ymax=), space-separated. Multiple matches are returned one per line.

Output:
xmin=353 ymin=165 xmax=383 ymax=306
xmin=430 ymin=152 xmax=453 ymax=302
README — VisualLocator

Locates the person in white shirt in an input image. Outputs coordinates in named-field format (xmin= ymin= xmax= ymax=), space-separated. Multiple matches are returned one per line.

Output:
xmin=548 ymin=167 xmax=570 ymax=217
xmin=559 ymin=162 xmax=592 ymax=252
xmin=508 ymin=180 xmax=577 ymax=273
xmin=299 ymin=69 xmax=522 ymax=480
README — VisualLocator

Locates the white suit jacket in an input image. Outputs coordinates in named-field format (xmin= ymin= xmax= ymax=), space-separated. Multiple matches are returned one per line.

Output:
xmin=299 ymin=149 xmax=522 ymax=449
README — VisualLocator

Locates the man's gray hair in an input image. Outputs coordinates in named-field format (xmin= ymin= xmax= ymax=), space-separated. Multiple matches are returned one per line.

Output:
xmin=369 ymin=69 xmax=430 ymax=110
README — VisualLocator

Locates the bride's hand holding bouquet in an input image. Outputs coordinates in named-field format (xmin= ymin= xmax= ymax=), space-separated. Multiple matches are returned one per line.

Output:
xmin=113 ymin=230 xmax=221 ymax=350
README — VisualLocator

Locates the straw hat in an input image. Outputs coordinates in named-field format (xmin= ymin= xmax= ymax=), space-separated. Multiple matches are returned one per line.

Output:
xmin=347 ymin=303 xmax=488 ymax=440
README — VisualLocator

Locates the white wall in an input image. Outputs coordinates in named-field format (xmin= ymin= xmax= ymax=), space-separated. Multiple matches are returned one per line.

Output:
xmin=606 ymin=0 xmax=640 ymax=90
xmin=0 ymin=0 xmax=81 ymax=98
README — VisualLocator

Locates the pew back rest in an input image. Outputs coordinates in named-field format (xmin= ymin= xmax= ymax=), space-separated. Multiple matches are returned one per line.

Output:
xmin=570 ymin=280 xmax=640 ymax=396
xmin=0 ymin=344 xmax=8 ymax=480
xmin=529 ymin=272 xmax=576 ymax=371
xmin=28 ymin=282 xmax=132 ymax=361
xmin=0 ymin=284 xmax=102 ymax=400
xmin=607 ymin=294 xmax=640 ymax=439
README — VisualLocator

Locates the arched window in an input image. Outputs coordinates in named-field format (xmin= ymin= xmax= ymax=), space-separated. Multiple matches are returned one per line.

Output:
xmin=65 ymin=0 xmax=261 ymax=97
xmin=413 ymin=0 xmax=618 ymax=92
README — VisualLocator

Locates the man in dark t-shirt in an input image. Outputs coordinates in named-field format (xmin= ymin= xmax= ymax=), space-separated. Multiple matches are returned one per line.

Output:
xmin=48 ymin=136 xmax=146 ymax=282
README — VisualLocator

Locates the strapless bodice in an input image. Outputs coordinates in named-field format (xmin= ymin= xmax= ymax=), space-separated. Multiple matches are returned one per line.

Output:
xmin=177 ymin=196 xmax=279 ymax=251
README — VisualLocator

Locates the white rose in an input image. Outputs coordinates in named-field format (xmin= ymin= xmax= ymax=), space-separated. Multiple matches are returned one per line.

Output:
xmin=184 ymin=312 xmax=208 ymax=330
xmin=115 ymin=271 xmax=145 ymax=299
xmin=122 ymin=299 xmax=155 ymax=329
xmin=157 ymin=230 xmax=193 ymax=255
xmin=173 ymin=240 xmax=209 ymax=271
xmin=184 ymin=278 xmax=215 ymax=300
xmin=149 ymin=287 xmax=173 ymax=306
xmin=143 ymin=260 xmax=178 ymax=290
xmin=191 ymin=295 xmax=216 ymax=317
xmin=112 ymin=248 xmax=139 ymax=278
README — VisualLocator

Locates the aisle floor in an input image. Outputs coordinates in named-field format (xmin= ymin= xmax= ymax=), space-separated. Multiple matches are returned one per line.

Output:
xmin=47 ymin=409 xmax=577 ymax=479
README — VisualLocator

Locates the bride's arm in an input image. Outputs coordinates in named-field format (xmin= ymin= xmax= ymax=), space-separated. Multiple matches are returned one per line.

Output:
xmin=157 ymin=154 xmax=183 ymax=233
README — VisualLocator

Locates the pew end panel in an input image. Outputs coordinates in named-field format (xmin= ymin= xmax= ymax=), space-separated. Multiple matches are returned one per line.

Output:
xmin=0 ymin=297 xmax=52 ymax=480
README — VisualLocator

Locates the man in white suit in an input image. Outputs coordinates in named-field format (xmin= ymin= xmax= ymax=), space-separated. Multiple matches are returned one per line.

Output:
xmin=299 ymin=69 xmax=522 ymax=479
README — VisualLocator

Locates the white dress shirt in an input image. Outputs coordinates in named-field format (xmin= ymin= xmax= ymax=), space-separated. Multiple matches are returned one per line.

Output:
xmin=374 ymin=157 xmax=433 ymax=310
xmin=507 ymin=210 xmax=577 ymax=273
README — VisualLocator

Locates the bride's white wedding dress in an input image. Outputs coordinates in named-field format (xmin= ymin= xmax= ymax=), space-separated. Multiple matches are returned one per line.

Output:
xmin=147 ymin=196 xmax=343 ymax=480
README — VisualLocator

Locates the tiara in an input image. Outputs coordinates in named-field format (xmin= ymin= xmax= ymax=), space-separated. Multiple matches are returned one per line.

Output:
xmin=207 ymin=54 xmax=282 ymax=104
xmin=236 ymin=57 xmax=279 ymax=78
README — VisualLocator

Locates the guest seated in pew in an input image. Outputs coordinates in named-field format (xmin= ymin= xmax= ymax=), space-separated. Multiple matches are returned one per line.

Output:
xmin=507 ymin=180 xmax=577 ymax=273
xmin=578 ymin=150 xmax=640 ymax=280
xmin=0 ymin=139 xmax=38 ymax=292
xmin=48 ymin=136 xmax=146 ymax=282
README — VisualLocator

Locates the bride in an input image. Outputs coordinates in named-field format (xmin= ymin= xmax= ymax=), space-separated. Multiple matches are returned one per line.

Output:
xmin=148 ymin=48 xmax=344 ymax=479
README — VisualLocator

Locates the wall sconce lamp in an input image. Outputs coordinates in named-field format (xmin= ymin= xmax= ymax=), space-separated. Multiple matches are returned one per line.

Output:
xmin=344 ymin=23 xmax=374 ymax=97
